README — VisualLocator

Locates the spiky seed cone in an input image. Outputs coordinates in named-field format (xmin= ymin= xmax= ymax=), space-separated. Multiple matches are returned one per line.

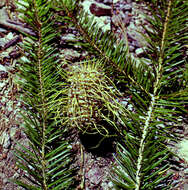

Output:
xmin=66 ymin=61 xmax=120 ymax=135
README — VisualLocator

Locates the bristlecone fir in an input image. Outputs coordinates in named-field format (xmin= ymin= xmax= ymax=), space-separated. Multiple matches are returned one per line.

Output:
xmin=14 ymin=0 xmax=188 ymax=189
xmin=66 ymin=61 xmax=121 ymax=135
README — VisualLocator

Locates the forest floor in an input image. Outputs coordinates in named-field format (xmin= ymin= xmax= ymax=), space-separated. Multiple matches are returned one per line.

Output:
xmin=0 ymin=0 xmax=187 ymax=189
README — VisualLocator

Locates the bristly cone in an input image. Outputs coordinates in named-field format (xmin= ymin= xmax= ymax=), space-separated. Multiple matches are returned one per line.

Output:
xmin=66 ymin=61 xmax=121 ymax=136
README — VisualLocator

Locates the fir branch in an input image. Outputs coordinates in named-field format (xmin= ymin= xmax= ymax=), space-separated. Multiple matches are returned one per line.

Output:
xmin=14 ymin=0 xmax=74 ymax=189
xmin=34 ymin=1 xmax=48 ymax=188
xmin=135 ymin=2 xmax=172 ymax=188
xmin=57 ymin=0 xmax=152 ymax=96
xmin=112 ymin=0 xmax=187 ymax=189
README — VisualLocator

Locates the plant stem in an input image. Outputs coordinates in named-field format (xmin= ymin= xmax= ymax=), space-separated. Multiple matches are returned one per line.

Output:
xmin=34 ymin=0 xmax=48 ymax=189
xmin=135 ymin=1 xmax=172 ymax=189
xmin=135 ymin=95 xmax=155 ymax=190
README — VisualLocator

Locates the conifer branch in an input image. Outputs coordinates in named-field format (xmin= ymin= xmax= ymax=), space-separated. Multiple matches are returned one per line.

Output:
xmin=34 ymin=1 xmax=48 ymax=188
xmin=135 ymin=1 xmax=172 ymax=188
xmin=112 ymin=0 xmax=187 ymax=189
xmin=13 ymin=0 xmax=74 ymax=189
xmin=59 ymin=1 xmax=151 ymax=96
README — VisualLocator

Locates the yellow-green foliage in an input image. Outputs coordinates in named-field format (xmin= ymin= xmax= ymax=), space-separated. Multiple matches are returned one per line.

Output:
xmin=66 ymin=61 xmax=121 ymax=135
